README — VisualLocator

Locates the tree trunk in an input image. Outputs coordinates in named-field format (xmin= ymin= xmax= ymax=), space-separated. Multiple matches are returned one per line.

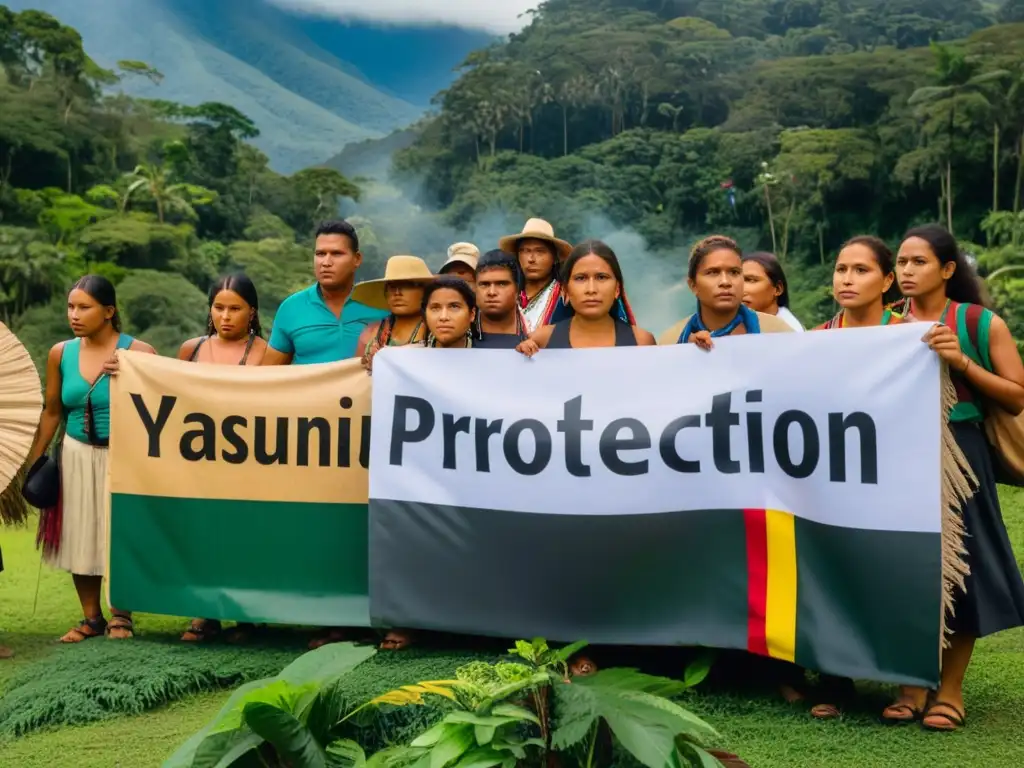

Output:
xmin=780 ymin=198 xmax=796 ymax=261
xmin=562 ymin=105 xmax=568 ymax=156
xmin=156 ymin=196 xmax=165 ymax=223
xmin=1014 ymin=129 xmax=1024 ymax=215
xmin=946 ymin=160 xmax=954 ymax=235
xmin=518 ymin=120 xmax=524 ymax=153
xmin=763 ymin=186 xmax=778 ymax=255
xmin=993 ymin=121 xmax=1000 ymax=214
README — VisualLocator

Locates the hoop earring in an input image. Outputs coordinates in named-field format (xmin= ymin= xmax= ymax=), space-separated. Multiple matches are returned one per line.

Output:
xmin=206 ymin=314 xmax=215 ymax=336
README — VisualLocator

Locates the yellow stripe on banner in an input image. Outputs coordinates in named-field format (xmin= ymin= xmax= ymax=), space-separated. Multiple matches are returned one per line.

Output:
xmin=764 ymin=509 xmax=798 ymax=663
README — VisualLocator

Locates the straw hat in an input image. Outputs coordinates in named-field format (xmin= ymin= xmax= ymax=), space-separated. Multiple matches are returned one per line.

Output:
xmin=498 ymin=218 xmax=573 ymax=260
xmin=351 ymin=255 xmax=434 ymax=311
xmin=440 ymin=242 xmax=480 ymax=273
xmin=0 ymin=323 xmax=43 ymax=526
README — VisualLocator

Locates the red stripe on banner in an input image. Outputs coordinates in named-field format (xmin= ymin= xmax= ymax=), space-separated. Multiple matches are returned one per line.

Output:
xmin=744 ymin=508 xmax=770 ymax=657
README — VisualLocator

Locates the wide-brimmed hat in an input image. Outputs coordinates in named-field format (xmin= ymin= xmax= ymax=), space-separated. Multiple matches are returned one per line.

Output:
xmin=440 ymin=242 xmax=480 ymax=274
xmin=498 ymin=218 xmax=573 ymax=260
xmin=351 ymin=255 xmax=434 ymax=311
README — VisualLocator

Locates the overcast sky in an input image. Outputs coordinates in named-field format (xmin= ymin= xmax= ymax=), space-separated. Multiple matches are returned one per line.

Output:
xmin=269 ymin=0 xmax=540 ymax=33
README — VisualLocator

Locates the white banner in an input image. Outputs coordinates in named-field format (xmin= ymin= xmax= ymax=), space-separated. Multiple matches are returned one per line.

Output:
xmin=369 ymin=324 xmax=940 ymax=533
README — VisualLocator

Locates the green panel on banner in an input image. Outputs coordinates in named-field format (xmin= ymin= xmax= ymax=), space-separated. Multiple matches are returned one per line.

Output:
xmin=109 ymin=494 xmax=370 ymax=626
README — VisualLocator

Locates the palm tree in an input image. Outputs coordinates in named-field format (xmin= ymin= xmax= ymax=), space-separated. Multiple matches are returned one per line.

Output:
xmin=124 ymin=162 xmax=215 ymax=223
xmin=907 ymin=43 xmax=1007 ymax=234
xmin=1007 ymin=64 xmax=1024 ymax=214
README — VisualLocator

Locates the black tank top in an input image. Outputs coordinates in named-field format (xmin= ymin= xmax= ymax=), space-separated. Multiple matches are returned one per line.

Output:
xmin=189 ymin=334 xmax=256 ymax=364
xmin=546 ymin=318 xmax=637 ymax=349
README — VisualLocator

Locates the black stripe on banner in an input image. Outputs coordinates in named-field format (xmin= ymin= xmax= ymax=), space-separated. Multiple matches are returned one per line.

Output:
xmin=369 ymin=500 xmax=749 ymax=648
xmin=793 ymin=518 xmax=941 ymax=687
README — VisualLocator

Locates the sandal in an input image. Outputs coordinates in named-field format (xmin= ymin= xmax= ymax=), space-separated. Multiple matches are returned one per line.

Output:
xmin=107 ymin=612 xmax=134 ymax=640
xmin=881 ymin=700 xmax=925 ymax=725
xmin=181 ymin=619 xmax=221 ymax=643
xmin=810 ymin=703 xmax=842 ymax=720
xmin=60 ymin=615 xmax=107 ymax=643
xmin=810 ymin=675 xmax=855 ymax=720
xmin=921 ymin=701 xmax=965 ymax=732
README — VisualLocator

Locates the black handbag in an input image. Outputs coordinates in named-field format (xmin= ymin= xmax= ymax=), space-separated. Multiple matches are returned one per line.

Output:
xmin=22 ymin=451 xmax=60 ymax=509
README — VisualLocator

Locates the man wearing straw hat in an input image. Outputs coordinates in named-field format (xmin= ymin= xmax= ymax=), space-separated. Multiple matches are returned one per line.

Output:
xmin=498 ymin=218 xmax=573 ymax=333
xmin=352 ymin=255 xmax=434 ymax=372
xmin=438 ymin=242 xmax=480 ymax=288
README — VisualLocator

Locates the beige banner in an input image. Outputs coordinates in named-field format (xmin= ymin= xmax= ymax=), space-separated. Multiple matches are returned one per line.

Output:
xmin=110 ymin=351 xmax=371 ymax=504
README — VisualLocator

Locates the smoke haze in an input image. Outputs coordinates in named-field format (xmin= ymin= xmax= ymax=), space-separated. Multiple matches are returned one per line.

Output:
xmin=343 ymin=178 xmax=697 ymax=337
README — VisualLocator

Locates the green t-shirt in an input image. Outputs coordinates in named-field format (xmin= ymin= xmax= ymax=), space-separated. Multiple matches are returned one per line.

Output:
xmin=268 ymin=284 xmax=388 ymax=365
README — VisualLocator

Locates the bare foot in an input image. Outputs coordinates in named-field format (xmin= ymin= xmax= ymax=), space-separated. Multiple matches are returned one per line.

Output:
xmin=309 ymin=627 xmax=349 ymax=650
xmin=380 ymin=629 xmax=415 ymax=650
xmin=780 ymin=684 xmax=805 ymax=704
xmin=0 ymin=645 xmax=13 ymax=659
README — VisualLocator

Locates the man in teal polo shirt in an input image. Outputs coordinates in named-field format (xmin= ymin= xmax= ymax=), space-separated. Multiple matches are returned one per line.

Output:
xmin=264 ymin=219 xmax=386 ymax=651
xmin=264 ymin=219 xmax=387 ymax=365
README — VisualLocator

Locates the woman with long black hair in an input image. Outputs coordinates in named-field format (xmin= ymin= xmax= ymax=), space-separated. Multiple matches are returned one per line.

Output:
xmin=178 ymin=273 xmax=266 ymax=643
xmin=27 ymin=276 xmax=156 ymax=642
xmin=884 ymin=223 xmax=1024 ymax=731
xmin=516 ymin=239 xmax=655 ymax=355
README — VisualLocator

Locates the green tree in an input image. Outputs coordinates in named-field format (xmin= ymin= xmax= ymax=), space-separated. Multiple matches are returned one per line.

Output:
xmin=907 ymin=43 xmax=1007 ymax=233
xmin=124 ymin=162 xmax=217 ymax=223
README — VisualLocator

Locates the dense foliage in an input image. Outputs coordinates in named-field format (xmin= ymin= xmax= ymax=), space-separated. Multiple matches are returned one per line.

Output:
xmin=0 ymin=5 xmax=371 ymax=364
xmin=4 ymin=1 xmax=1024 ymax=362
xmin=395 ymin=0 xmax=1024 ymax=332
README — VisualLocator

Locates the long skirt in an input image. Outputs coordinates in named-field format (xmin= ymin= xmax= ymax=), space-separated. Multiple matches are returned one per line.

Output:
xmin=949 ymin=421 xmax=1024 ymax=637
xmin=43 ymin=435 xmax=109 ymax=577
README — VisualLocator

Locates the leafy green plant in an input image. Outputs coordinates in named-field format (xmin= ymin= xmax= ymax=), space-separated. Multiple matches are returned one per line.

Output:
xmin=166 ymin=642 xmax=377 ymax=768
xmin=346 ymin=641 xmax=720 ymax=768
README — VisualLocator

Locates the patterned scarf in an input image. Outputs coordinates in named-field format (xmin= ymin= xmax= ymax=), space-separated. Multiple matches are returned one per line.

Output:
xmin=521 ymin=280 xmax=561 ymax=332
xmin=677 ymin=304 xmax=761 ymax=344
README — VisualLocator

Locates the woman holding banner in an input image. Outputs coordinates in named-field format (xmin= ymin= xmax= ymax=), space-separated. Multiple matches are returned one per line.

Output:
xmin=177 ymin=273 xmax=266 ymax=643
xmin=27 ymin=276 xmax=155 ymax=642
xmin=881 ymin=224 xmax=1024 ymax=731
xmin=373 ymin=275 xmax=479 ymax=652
xmin=515 ymin=240 xmax=655 ymax=355
xmin=659 ymin=237 xmax=794 ymax=348
xmin=791 ymin=235 xmax=904 ymax=719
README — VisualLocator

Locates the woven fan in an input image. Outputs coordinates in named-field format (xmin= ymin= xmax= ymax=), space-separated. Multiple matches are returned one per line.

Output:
xmin=0 ymin=323 xmax=42 ymax=526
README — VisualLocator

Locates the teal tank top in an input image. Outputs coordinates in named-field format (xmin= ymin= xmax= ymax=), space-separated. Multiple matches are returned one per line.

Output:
xmin=60 ymin=334 xmax=134 ymax=444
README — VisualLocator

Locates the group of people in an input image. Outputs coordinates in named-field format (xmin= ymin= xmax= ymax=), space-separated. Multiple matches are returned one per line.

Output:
xmin=18 ymin=214 xmax=1024 ymax=735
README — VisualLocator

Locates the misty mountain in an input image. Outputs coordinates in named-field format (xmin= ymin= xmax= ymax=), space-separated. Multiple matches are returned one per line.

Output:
xmin=8 ymin=0 xmax=494 ymax=171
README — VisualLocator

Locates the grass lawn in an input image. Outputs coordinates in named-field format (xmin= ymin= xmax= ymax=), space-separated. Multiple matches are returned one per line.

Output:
xmin=1 ymin=489 xmax=1023 ymax=767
